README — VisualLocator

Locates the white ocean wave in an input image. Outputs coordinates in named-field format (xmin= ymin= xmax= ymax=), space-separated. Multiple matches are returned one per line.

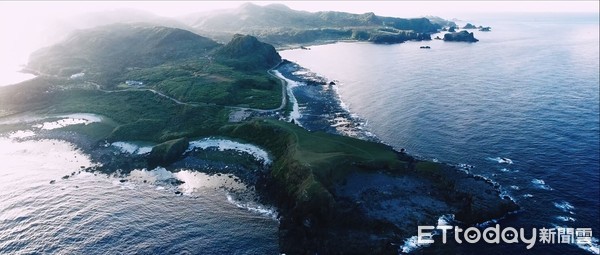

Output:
xmin=577 ymin=237 xmax=600 ymax=255
xmin=128 ymin=167 xmax=176 ymax=184
xmin=111 ymin=141 xmax=153 ymax=155
xmin=111 ymin=142 xmax=138 ymax=154
xmin=550 ymin=223 xmax=599 ymax=255
xmin=488 ymin=157 xmax=513 ymax=164
xmin=136 ymin=146 xmax=153 ymax=155
xmin=400 ymin=214 xmax=454 ymax=253
xmin=500 ymin=190 xmax=517 ymax=203
xmin=226 ymin=193 xmax=278 ymax=220
xmin=33 ymin=113 xmax=102 ymax=130
xmin=437 ymin=214 xmax=455 ymax=227
xmin=555 ymin=216 xmax=576 ymax=222
xmin=187 ymin=138 xmax=272 ymax=166
xmin=400 ymin=235 xmax=430 ymax=254
xmin=531 ymin=178 xmax=553 ymax=190
xmin=8 ymin=130 xmax=35 ymax=139
xmin=553 ymin=201 xmax=575 ymax=214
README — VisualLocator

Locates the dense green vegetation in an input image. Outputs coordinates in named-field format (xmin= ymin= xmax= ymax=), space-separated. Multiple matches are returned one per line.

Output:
xmin=185 ymin=3 xmax=442 ymax=46
xmin=53 ymin=90 xmax=229 ymax=142
xmin=0 ymin=76 xmax=229 ymax=142
xmin=0 ymin=13 xmax=517 ymax=253
xmin=28 ymin=24 xmax=220 ymax=84
xmin=215 ymin=34 xmax=282 ymax=71
xmin=25 ymin=24 xmax=282 ymax=110
xmin=119 ymin=59 xmax=282 ymax=108
xmin=0 ymin=22 xmax=411 ymax=217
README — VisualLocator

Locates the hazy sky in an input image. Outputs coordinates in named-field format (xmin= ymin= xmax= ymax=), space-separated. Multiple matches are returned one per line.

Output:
xmin=1 ymin=1 xmax=598 ymax=19
xmin=0 ymin=1 xmax=598 ymax=72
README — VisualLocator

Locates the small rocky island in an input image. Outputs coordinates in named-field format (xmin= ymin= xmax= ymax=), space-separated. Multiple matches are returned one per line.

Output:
xmin=444 ymin=30 xmax=479 ymax=42
xmin=462 ymin=23 xmax=478 ymax=29
xmin=463 ymin=22 xmax=492 ymax=32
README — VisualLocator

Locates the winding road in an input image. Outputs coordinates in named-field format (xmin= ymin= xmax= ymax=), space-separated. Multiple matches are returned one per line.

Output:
xmin=84 ymin=67 xmax=288 ymax=114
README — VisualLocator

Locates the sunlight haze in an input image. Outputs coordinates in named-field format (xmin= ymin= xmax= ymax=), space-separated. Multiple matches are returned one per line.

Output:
xmin=0 ymin=1 xmax=597 ymax=84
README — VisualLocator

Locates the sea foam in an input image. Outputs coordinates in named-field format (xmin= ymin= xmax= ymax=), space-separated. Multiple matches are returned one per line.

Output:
xmin=226 ymin=193 xmax=278 ymax=220
xmin=488 ymin=157 xmax=513 ymax=164
xmin=400 ymin=235 xmax=430 ymax=254
xmin=32 ymin=113 xmax=102 ymax=130
xmin=8 ymin=130 xmax=35 ymax=139
xmin=531 ymin=178 xmax=553 ymax=190
xmin=187 ymin=138 xmax=272 ymax=166
xmin=111 ymin=142 xmax=153 ymax=155
xmin=553 ymin=201 xmax=575 ymax=214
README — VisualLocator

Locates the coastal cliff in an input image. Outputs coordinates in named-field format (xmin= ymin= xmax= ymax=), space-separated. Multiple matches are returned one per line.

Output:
xmin=2 ymin=22 xmax=516 ymax=254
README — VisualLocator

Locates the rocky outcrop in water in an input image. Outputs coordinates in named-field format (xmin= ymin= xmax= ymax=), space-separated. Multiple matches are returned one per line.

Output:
xmin=463 ymin=23 xmax=478 ymax=29
xmin=444 ymin=30 xmax=479 ymax=42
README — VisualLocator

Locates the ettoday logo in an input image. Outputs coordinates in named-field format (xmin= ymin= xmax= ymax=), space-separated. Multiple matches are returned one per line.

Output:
xmin=418 ymin=225 xmax=593 ymax=249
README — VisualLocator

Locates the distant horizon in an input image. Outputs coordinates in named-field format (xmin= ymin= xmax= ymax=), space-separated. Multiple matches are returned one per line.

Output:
xmin=0 ymin=1 xmax=598 ymax=73
xmin=1 ymin=1 xmax=598 ymax=20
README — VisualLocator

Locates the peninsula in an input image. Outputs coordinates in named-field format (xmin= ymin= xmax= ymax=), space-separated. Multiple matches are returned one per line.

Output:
xmin=0 ymin=6 xmax=514 ymax=254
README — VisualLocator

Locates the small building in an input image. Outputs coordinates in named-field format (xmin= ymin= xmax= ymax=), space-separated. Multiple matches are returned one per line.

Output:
xmin=125 ymin=80 xmax=144 ymax=86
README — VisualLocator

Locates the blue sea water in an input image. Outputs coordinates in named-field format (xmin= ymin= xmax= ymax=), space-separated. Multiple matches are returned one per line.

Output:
xmin=0 ymin=12 xmax=597 ymax=255
xmin=280 ymin=12 xmax=599 ymax=254
xmin=0 ymin=138 xmax=279 ymax=254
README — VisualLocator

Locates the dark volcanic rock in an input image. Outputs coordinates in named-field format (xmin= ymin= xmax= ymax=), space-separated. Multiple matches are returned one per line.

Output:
xmin=277 ymin=157 xmax=519 ymax=254
xmin=444 ymin=30 xmax=479 ymax=42
xmin=479 ymin=26 xmax=492 ymax=32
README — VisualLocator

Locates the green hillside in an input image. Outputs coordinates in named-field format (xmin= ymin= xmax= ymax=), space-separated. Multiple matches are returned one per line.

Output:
xmin=25 ymin=24 xmax=282 ymax=109
xmin=185 ymin=3 xmax=442 ymax=46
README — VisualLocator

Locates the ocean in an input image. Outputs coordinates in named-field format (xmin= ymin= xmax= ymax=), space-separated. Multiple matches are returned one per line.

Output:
xmin=0 ymin=12 xmax=598 ymax=255
xmin=0 ymin=137 xmax=279 ymax=254
xmin=279 ymin=12 xmax=599 ymax=254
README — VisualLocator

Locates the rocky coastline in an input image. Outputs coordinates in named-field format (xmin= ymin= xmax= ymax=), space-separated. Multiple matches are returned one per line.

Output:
xmin=2 ymin=61 xmax=519 ymax=254
xmin=268 ymin=62 xmax=519 ymax=254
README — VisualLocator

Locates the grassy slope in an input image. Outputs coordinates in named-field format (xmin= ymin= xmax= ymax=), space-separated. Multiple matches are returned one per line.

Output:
xmin=26 ymin=24 xmax=282 ymax=110
xmin=221 ymin=119 xmax=408 ymax=214
xmin=119 ymin=59 xmax=282 ymax=109
xmin=0 ymin=77 xmax=406 ymax=215
xmin=0 ymin=77 xmax=229 ymax=143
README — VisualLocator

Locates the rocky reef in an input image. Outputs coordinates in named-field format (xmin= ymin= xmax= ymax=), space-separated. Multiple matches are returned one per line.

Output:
xmin=444 ymin=30 xmax=479 ymax=42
